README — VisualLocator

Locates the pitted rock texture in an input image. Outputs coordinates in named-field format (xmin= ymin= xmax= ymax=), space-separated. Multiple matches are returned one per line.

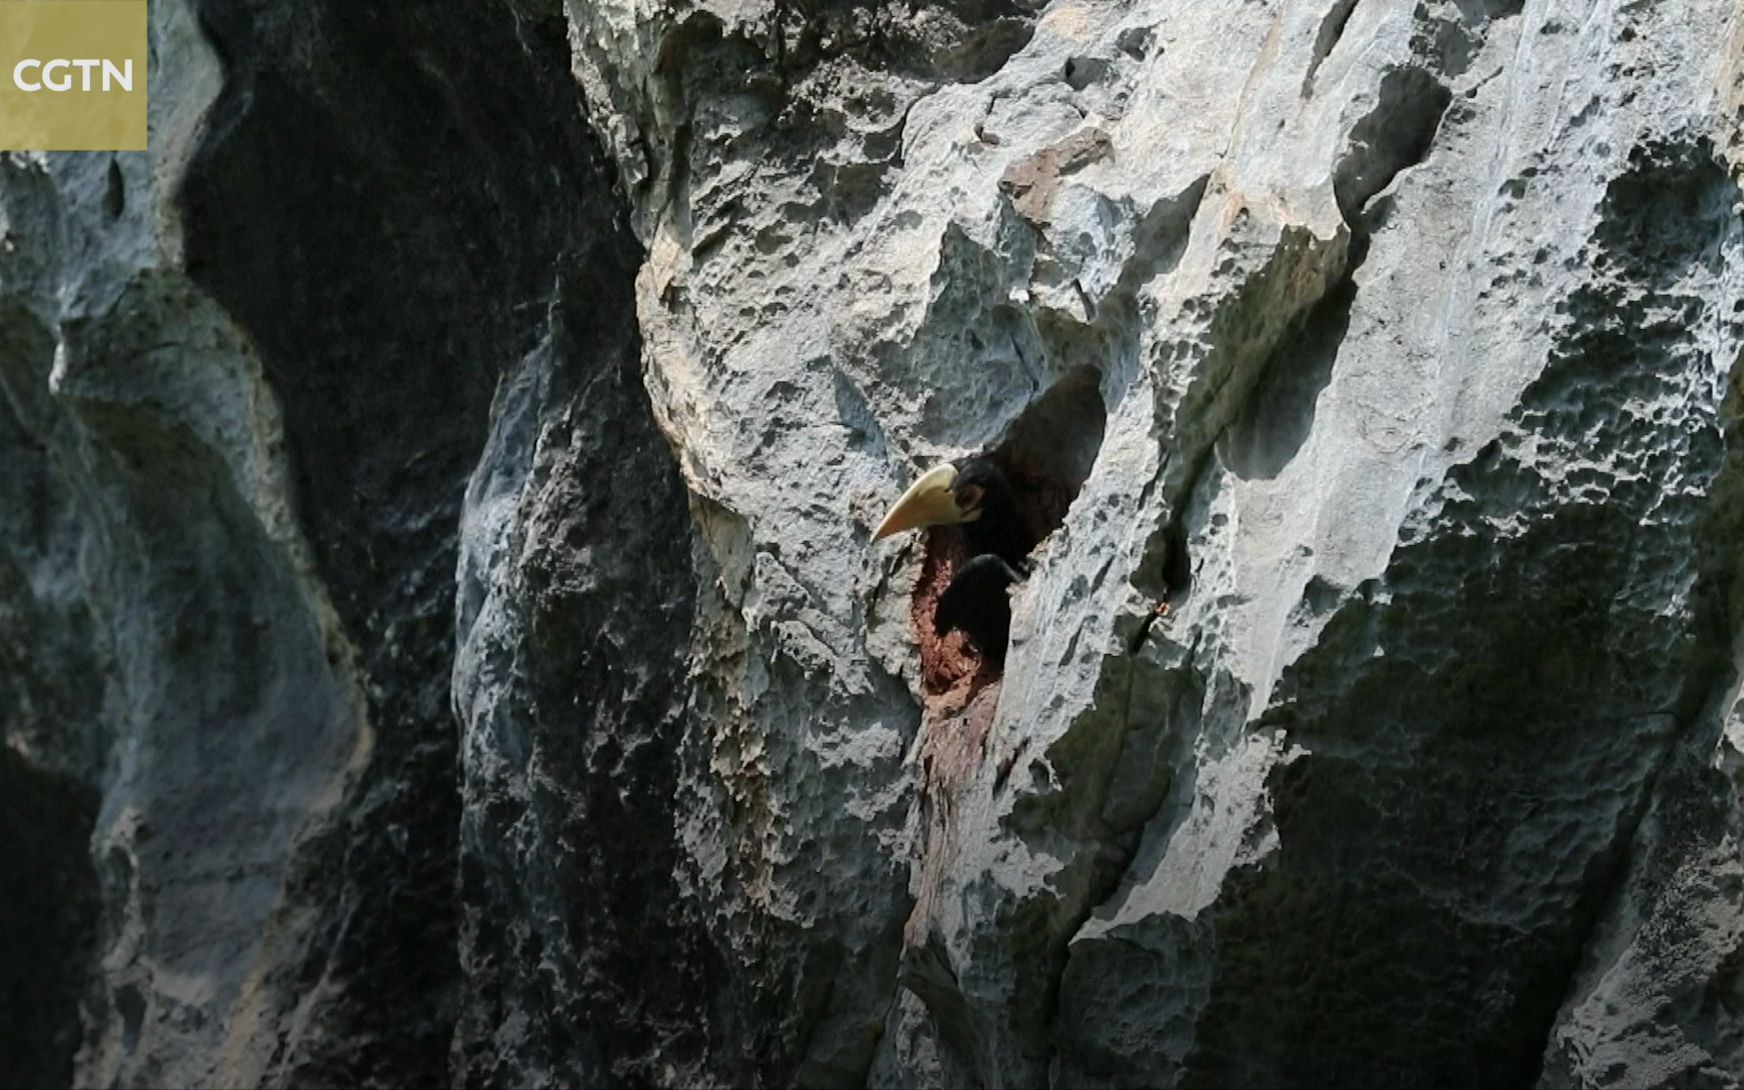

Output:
xmin=569 ymin=0 xmax=1744 ymax=1086
xmin=3 ymin=0 xmax=1744 ymax=1088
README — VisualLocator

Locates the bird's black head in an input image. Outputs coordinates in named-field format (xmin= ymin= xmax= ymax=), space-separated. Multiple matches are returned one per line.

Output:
xmin=947 ymin=457 xmax=1013 ymax=524
xmin=872 ymin=454 xmax=1036 ymax=568
xmin=951 ymin=456 xmax=1034 ymax=567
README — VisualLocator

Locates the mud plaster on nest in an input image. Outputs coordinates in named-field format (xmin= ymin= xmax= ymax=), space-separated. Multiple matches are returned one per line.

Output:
xmin=912 ymin=525 xmax=999 ymax=710
xmin=904 ymin=681 xmax=1002 ymax=952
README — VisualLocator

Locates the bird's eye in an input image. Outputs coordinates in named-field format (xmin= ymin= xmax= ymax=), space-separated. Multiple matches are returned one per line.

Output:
xmin=957 ymin=484 xmax=984 ymax=510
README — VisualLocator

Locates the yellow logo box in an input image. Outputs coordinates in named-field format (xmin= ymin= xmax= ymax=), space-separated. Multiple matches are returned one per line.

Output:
xmin=0 ymin=1 xmax=147 ymax=151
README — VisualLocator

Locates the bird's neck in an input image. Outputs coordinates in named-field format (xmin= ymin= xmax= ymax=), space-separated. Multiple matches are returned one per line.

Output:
xmin=965 ymin=504 xmax=1034 ymax=568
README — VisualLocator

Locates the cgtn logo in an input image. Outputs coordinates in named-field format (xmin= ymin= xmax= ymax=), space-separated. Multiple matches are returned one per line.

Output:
xmin=0 ymin=1 xmax=147 ymax=150
xmin=13 ymin=58 xmax=135 ymax=93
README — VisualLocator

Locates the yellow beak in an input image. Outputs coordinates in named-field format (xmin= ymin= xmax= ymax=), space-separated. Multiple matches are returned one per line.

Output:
xmin=873 ymin=464 xmax=965 ymax=540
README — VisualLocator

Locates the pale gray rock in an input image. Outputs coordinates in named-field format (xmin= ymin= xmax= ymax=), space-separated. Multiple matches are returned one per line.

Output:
xmin=569 ymin=0 xmax=1744 ymax=1086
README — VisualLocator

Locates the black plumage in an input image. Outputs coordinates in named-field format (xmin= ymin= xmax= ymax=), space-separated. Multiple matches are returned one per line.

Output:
xmin=932 ymin=458 xmax=1033 ymax=664
xmin=934 ymin=553 xmax=1026 ymax=665
xmin=951 ymin=458 xmax=1034 ymax=570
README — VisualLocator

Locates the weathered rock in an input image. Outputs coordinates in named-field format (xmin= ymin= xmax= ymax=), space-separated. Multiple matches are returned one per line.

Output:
xmin=0 ymin=0 xmax=674 ymax=1086
xmin=568 ymin=0 xmax=1744 ymax=1086
xmin=3 ymin=0 xmax=1744 ymax=1087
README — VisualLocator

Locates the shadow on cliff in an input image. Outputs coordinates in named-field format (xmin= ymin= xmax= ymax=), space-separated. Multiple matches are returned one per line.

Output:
xmin=173 ymin=1 xmax=710 ymax=1084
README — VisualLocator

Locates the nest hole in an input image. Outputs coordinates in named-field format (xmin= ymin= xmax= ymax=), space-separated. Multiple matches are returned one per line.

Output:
xmin=988 ymin=364 xmax=1107 ymax=546
xmin=915 ymin=366 xmax=1109 ymax=699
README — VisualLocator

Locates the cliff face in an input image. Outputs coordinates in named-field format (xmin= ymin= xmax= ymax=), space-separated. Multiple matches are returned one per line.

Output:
xmin=2 ymin=0 xmax=1742 ymax=1088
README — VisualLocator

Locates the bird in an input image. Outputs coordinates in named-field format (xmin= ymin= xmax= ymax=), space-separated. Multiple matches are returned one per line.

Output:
xmin=872 ymin=457 xmax=1036 ymax=666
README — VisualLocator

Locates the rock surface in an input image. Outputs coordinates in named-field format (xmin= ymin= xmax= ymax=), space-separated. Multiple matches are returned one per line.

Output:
xmin=2 ymin=0 xmax=1743 ymax=1087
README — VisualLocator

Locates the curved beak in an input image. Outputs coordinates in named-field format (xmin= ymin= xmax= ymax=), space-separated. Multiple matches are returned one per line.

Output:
xmin=873 ymin=463 xmax=963 ymax=540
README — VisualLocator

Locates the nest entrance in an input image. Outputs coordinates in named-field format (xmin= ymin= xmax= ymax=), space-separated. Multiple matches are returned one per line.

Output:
xmin=913 ymin=366 xmax=1107 ymax=701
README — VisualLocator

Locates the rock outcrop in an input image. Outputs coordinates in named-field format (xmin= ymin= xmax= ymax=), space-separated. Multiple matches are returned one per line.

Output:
xmin=2 ymin=0 xmax=1742 ymax=1087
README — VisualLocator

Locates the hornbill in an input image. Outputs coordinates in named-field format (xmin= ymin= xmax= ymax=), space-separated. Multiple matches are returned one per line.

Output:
xmin=873 ymin=457 xmax=1035 ymax=665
